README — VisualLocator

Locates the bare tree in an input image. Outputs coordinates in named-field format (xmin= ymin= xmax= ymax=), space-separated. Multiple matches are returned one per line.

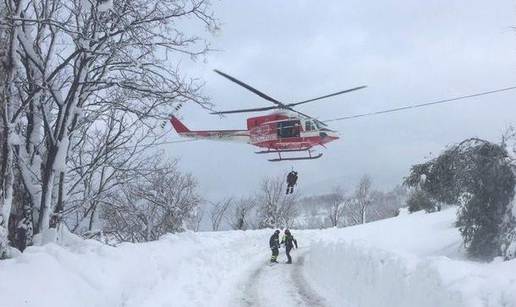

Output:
xmin=306 ymin=206 xmax=325 ymax=229
xmin=228 ymin=197 xmax=257 ymax=230
xmin=209 ymin=197 xmax=233 ymax=231
xmin=102 ymin=158 xmax=200 ymax=242
xmin=326 ymin=187 xmax=346 ymax=227
xmin=293 ymin=182 xmax=404 ymax=229
xmin=64 ymin=106 xmax=162 ymax=235
xmin=1 ymin=0 xmax=217 ymax=243
xmin=257 ymin=176 xmax=298 ymax=229
xmin=187 ymin=206 xmax=204 ymax=232
xmin=367 ymin=186 xmax=408 ymax=220
xmin=354 ymin=175 xmax=373 ymax=224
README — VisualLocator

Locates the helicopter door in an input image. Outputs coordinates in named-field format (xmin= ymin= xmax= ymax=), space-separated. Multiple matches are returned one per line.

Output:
xmin=277 ymin=120 xmax=301 ymax=139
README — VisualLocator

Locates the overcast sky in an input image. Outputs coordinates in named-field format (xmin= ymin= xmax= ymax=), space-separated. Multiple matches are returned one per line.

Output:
xmin=165 ymin=0 xmax=516 ymax=200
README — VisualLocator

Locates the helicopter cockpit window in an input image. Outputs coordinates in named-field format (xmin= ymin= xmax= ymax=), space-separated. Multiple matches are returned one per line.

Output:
xmin=277 ymin=120 xmax=301 ymax=138
xmin=305 ymin=121 xmax=315 ymax=131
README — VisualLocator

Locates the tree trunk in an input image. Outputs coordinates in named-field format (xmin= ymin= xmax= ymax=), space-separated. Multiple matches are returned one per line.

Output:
xmin=88 ymin=202 xmax=97 ymax=231
xmin=36 ymin=150 xmax=57 ymax=233
xmin=0 ymin=0 xmax=23 ymax=258
xmin=0 ymin=125 xmax=14 ymax=258
xmin=50 ymin=171 xmax=65 ymax=229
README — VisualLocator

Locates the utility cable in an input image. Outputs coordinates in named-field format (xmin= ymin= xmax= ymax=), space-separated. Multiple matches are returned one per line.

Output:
xmin=323 ymin=85 xmax=516 ymax=122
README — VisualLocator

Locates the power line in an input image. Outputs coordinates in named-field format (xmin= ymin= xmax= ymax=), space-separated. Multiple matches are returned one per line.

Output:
xmin=125 ymin=138 xmax=200 ymax=149
xmin=113 ymin=127 xmax=199 ymax=149
xmin=101 ymin=138 xmax=199 ymax=151
xmin=323 ymin=85 xmax=516 ymax=123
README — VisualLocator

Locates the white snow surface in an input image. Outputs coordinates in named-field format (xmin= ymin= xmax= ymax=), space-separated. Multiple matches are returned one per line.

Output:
xmin=1 ymin=208 xmax=516 ymax=307
xmin=304 ymin=210 xmax=516 ymax=307
xmin=97 ymin=0 xmax=113 ymax=12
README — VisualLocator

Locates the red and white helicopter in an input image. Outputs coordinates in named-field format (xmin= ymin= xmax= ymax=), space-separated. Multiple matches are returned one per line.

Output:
xmin=170 ymin=70 xmax=366 ymax=162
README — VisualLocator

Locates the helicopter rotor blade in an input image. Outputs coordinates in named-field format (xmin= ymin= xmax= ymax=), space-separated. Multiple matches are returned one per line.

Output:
xmin=210 ymin=106 xmax=279 ymax=115
xmin=214 ymin=70 xmax=286 ymax=107
xmin=287 ymin=85 xmax=367 ymax=107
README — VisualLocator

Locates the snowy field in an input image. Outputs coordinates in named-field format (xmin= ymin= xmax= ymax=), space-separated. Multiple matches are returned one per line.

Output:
xmin=1 ymin=209 xmax=516 ymax=307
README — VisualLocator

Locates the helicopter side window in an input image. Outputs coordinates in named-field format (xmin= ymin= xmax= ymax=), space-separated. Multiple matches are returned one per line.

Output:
xmin=277 ymin=120 xmax=301 ymax=138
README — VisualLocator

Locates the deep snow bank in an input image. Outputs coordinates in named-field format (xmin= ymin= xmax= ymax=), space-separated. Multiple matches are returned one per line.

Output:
xmin=303 ymin=209 xmax=516 ymax=307
xmin=3 ymin=209 xmax=516 ymax=307
xmin=0 ymin=229 xmax=270 ymax=307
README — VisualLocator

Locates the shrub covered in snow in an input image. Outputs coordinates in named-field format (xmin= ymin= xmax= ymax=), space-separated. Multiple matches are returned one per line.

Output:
xmin=406 ymin=138 xmax=516 ymax=260
xmin=407 ymin=189 xmax=437 ymax=213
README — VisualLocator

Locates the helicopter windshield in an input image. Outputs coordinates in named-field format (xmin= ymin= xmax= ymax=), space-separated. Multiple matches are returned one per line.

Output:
xmin=305 ymin=120 xmax=317 ymax=131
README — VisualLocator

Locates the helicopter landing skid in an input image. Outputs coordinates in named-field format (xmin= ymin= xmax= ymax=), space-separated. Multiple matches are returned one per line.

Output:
xmin=254 ymin=148 xmax=312 ymax=154
xmin=268 ymin=153 xmax=323 ymax=162
xmin=259 ymin=148 xmax=322 ymax=162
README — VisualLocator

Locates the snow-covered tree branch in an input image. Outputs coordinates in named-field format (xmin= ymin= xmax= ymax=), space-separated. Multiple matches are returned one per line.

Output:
xmin=1 ymin=0 xmax=217 ymax=249
xmin=102 ymin=157 xmax=200 ymax=242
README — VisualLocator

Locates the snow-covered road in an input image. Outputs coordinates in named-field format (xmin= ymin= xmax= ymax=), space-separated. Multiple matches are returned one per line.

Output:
xmin=236 ymin=248 xmax=327 ymax=307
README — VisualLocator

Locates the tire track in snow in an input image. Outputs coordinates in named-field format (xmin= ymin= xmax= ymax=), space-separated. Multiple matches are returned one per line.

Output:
xmin=238 ymin=249 xmax=327 ymax=307
xmin=240 ymin=265 xmax=262 ymax=307
xmin=291 ymin=253 xmax=327 ymax=307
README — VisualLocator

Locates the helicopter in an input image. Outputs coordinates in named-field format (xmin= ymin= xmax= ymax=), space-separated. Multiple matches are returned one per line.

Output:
xmin=170 ymin=70 xmax=366 ymax=161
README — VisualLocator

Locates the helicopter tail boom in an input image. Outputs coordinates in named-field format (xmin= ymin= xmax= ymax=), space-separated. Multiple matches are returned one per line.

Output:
xmin=170 ymin=116 xmax=250 ymax=143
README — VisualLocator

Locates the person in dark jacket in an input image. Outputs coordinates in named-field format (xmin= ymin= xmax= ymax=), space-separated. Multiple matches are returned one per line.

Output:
xmin=286 ymin=171 xmax=298 ymax=194
xmin=292 ymin=171 xmax=298 ymax=186
xmin=281 ymin=229 xmax=298 ymax=264
xmin=269 ymin=230 xmax=280 ymax=263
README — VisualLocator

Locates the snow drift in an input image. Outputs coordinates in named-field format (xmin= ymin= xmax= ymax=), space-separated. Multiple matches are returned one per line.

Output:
xmin=0 ymin=229 xmax=270 ymax=307
xmin=2 ymin=209 xmax=516 ymax=307
xmin=304 ymin=209 xmax=516 ymax=307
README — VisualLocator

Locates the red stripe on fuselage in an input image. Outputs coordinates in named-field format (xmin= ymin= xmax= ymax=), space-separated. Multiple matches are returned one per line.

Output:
xmin=253 ymin=135 xmax=338 ymax=150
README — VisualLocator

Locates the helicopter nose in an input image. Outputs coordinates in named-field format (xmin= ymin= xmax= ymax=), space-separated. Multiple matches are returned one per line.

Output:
xmin=319 ymin=130 xmax=339 ymax=140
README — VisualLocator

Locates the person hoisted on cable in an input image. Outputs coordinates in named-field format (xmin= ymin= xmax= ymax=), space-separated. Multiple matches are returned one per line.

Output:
xmin=286 ymin=171 xmax=298 ymax=194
